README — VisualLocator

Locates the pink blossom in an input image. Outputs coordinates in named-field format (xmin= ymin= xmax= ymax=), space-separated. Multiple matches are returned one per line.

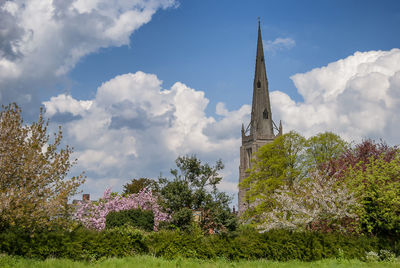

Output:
xmin=75 ymin=188 xmax=170 ymax=231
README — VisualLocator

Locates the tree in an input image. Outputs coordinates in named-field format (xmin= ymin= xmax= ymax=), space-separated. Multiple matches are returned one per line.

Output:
xmin=159 ymin=155 xmax=237 ymax=232
xmin=324 ymin=139 xmax=398 ymax=179
xmin=320 ymin=139 xmax=400 ymax=235
xmin=240 ymin=131 xmax=348 ymax=224
xmin=345 ymin=153 xmax=400 ymax=236
xmin=75 ymin=188 xmax=169 ymax=231
xmin=243 ymin=133 xmax=400 ymax=236
xmin=305 ymin=132 xmax=348 ymax=169
xmin=123 ymin=177 xmax=159 ymax=195
xmin=257 ymin=171 xmax=358 ymax=233
xmin=0 ymin=103 xmax=85 ymax=230
xmin=240 ymin=131 xmax=306 ymax=220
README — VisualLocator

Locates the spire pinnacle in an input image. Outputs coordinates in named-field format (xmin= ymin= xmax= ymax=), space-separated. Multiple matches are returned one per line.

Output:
xmin=250 ymin=19 xmax=274 ymax=140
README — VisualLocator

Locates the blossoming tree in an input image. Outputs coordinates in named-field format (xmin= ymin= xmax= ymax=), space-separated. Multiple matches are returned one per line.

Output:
xmin=0 ymin=103 xmax=84 ymax=231
xmin=256 ymin=171 xmax=358 ymax=233
xmin=75 ymin=188 xmax=169 ymax=231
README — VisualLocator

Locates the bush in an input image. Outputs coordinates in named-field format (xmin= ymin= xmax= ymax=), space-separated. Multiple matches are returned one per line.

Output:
xmin=0 ymin=226 xmax=92 ymax=259
xmin=169 ymin=208 xmax=193 ymax=231
xmin=88 ymin=226 xmax=148 ymax=259
xmin=106 ymin=209 xmax=154 ymax=232
xmin=0 ymin=225 xmax=398 ymax=261
xmin=346 ymin=156 xmax=400 ymax=236
xmin=146 ymin=227 xmax=399 ymax=261
xmin=0 ymin=225 xmax=147 ymax=261
xmin=147 ymin=226 xmax=216 ymax=259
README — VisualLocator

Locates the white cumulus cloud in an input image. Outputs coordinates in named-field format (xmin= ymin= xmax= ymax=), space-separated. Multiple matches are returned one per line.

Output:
xmin=44 ymin=94 xmax=92 ymax=117
xmin=44 ymin=71 xmax=249 ymax=200
xmin=0 ymin=0 xmax=176 ymax=107
xmin=272 ymin=48 xmax=400 ymax=144
xmin=43 ymin=49 xmax=400 ymax=204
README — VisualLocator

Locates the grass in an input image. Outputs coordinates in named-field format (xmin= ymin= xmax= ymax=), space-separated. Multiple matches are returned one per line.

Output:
xmin=1 ymin=255 xmax=399 ymax=268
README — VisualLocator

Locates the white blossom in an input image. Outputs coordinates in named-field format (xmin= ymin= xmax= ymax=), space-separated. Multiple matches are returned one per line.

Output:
xmin=257 ymin=171 xmax=358 ymax=233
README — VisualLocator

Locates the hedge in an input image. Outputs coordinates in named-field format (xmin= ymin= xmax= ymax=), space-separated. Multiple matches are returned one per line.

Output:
xmin=106 ymin=209 xmax=154 ymax=231
xmin=0 ymin=226 xmax=398 ymax=261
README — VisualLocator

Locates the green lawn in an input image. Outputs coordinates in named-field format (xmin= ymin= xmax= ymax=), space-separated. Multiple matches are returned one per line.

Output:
xmin=1 ymin=255 xmax=399 ymax=268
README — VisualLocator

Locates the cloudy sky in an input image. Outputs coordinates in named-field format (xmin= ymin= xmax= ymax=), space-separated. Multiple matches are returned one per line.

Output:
xmin=1 ymin=0 xmax=400 ymax=205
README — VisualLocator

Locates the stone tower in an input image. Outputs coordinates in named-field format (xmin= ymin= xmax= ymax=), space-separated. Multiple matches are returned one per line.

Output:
xmin=238 ymin=20 xmax=282 ymax=214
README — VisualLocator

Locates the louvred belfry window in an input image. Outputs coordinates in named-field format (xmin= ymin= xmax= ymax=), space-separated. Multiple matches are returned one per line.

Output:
xmin=263 ymin=109 xmax=268 ymax=119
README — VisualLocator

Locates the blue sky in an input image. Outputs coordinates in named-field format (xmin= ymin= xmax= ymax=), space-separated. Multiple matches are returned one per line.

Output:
xmin=1 ymin=0 xmax=400 ymax=204
xmin=69 ymin=0 xmax=400 ymax=110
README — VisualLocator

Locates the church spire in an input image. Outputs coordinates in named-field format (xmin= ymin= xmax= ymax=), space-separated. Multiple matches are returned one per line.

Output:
xmin=250 ymin=19 xmax=274 ymax=139
xmin=238 ymin=19 xmax=280 ymax=215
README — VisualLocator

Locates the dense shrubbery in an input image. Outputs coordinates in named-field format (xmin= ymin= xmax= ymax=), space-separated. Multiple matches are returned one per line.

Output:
xmin=0 ymin=225 xmax=398 ymax=261
xmin=0 ymin=226 xmax=148 ymax=260
xmin=106 ymin=209 xmax=154 ymax=231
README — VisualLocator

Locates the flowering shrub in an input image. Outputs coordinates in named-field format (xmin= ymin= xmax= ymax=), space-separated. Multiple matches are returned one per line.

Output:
xmin=75 ymin=188 xmax=169 ymax=231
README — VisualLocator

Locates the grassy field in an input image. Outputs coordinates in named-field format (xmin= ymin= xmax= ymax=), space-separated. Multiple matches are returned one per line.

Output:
xmin=1 ymin=255 xmax=399 ymax=268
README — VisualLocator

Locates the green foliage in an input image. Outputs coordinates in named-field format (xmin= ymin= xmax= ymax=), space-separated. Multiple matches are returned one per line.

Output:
xmin=0 ymin=225 xmax=399 ymax=262
xmin=123 ymin=178 xmax=159 ymax=195
xmin=240 ymin=131 xmax=306 ymax=219
xmin=169 ymin=208 xmax=193 ymax=231
xmin=159 ymin=155 xmax=237 ymax=232
xmin=147 ymin=228 xmax=214 ymax=259
xmin=202 ymin=196 xmax=238 ymax=232
xmin=241 ymin=131 xmax=305 ymax=192
xmin=346 ymin=156 xmax=400 ymax=235
xmin=0 ymin=225 xmax=93 ymax=260
xmin=241 ymin=131 xmax=348 ymax=200
xmin=240 ymin=131 xmax=348 ymax=226
xmin=242 ymin=131 xmax=398 ymax=237
xmin=161 ymin=155 xmax=224 ymax=210
xmin=159 ymin=179 xmax=193 ymax=213
xmin=0 ymin=225 xmax=147 ymax=261
xmin=147 ymin=227 xmax=398 ymax=262
xmin=243 ymin=131 xmax=305 ymax=188
xmin=92 ymin=226 xmax=148 ymax=259
xmin=105 ymin=209 xmax=154 ymax=232
xmin=1 ymin=255 xmax=400 ymax=268
xmin=305 ymin=132 xmax=348 ymax=169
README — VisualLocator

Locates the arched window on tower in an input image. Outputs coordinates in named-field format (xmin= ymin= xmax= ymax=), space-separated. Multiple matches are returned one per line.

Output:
xmin=257 ymin=80 xmax=261 ymax=88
